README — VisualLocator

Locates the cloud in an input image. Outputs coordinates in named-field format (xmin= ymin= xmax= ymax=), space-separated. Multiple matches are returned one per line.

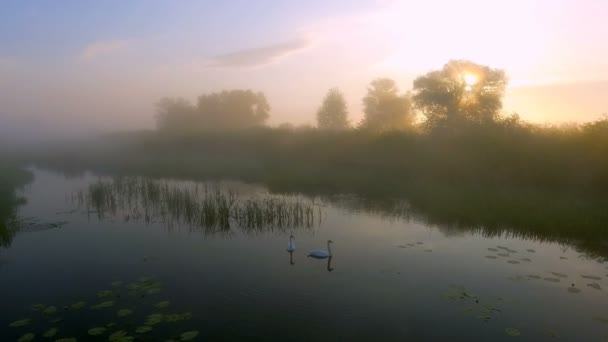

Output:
xmin=78 ymin=40 xmax=129 ymax=61
xmin=206 ymin=38 xmax=311 ymax=69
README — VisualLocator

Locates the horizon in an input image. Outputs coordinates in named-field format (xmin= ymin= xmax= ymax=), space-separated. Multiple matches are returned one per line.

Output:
xmin=1 ymin=0 xmax=607 ymax=141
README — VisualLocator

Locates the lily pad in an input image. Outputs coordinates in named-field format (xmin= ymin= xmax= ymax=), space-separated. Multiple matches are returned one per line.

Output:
xmin=145 ymin=313 xmax=164 ymax=326
xmin=31 ymin=304 xmax=46 ymax=312
xmin=567 ymin=287 xmax=581 ymax=293
xmin=424 ymin=249 xmax=432 ymax=253
xmin=520 ymin=258 xmax=532 ymax=262
xmin=485 ymin=255 xmax=497 ymax=259
xmin=97 ymin=290 xmax=113 ymax=298
xmin=155 ymin=301 xmax=170 ymax=309
xmin=43 ymin=306 xmax=58 ymax=314
xmin=551 ymin=272 xmax=568 ymax=278
xmin=543 ymin=277 xmax=560 ymax=283
xmin=526 ymin=249 xmax=536 ymax=253
xmin=117 ymin=309 xmax=133 ymax=317
xmin=9 ymin=319 xmax=31 ymax=327
xmin=497 ymin=253 xmax=509 ymax=257
xmin=180 ymin=331 xmax=199 ymax=341
xmin=527 ymin=274 xmax=541 ymax=280
xmin=135 ymin=326 xmax=153 ymax=334
xmin=55 ymin=339 xmax=77 ymax=342
xmin=91 ymin=301 xmax=114 ymax=310
xmin=507 ymin=260 xmax=520 ymax=264
xmin=487 ymin=248 xmax=498 ymax=251
xmin=505 ymin=327 xmax=521 ymax=336
xmin=88 ymin=327 xmax=107 ymax=336
xmin=109 ymin=330 xmax=133 ymax=342
xmin=69 ymin=301 xmax=86 ymax=310
xmin=110 ymin=281 xmax=123 ymax=287
xmin=43 ymin=327 xmax=58 ymax=338
xmin=50 ymin=317 xmax=64 ymax=323
xmin=18 ymin=333 xmax=35 ymax=342
xmin=587 ymin=282 xmax=602 ymax=290
xmin=582 ymin=275 xmax=602 ymax=280
xmin=559 ymin=256 xmax=568 ymax=260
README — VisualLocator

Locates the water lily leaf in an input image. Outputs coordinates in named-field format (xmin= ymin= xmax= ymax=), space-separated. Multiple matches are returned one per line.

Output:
xmin=97 ymin=290 xmax=113 ymax=298
xmin=582 ymin=275 xmax=602 ymax=280
xmin=117 ymin=309 xmax=133 ymax=317
xmin=551 ymin=272 xmax=568 ymax=278
xmin=587 ymin=283 xmax=602 ymax=290
xmin=44 ymin=306 xmax=58 ymax=314
xmin=487 ymin=248 xmax=498 ymax=251
xmin=505 ymin=328 xmax=521 ymax=336
xmin=180 ymin=331 xmax=199 ymax=341
xmin=543 ymin=277 xmax=560 ymax=283
xmin=567 ymin=287 xmax=581 ymax=293
xmin=88 ymin=327 xmax=107 ymax=336
xmin=476 ymin=315 xmax=491 ymax=322
xmin=145 ymin=313 xmax=164 ymax=326
xmin=55 ymin=338 xmax=77 ymax=342
xmin=497 ymin=253 xmax=509 ymax=257
xmin=526 ymin=249 xmax=536 ymax=253
xmin=146 ymin=288 xmax=161 ymax=295
xmin=69 ymin=301 xmax=86 ymax=310
xmin=424 ymin=249 xmax=432 ymax=253
xmin=31 ymin=304 xmax=46 ymax=312
xmin=485 ymin=255 xmax=497 ymax=259
xmin=109 ymin=330 xmax=132 ymax=342
xmin=9 ymin=319 xmax=31 ymax=327
xmin=44 ymin=327 xmax=58 ymax=338
xmin=507 ymin=260 xmax=520 ymax=264
xmin=135 ymin=326 xmax=152 ymax=334
xmin=18 ymin=333 xmax=35 ymax=342
xmin=497 ymin=246 xmax=508 ymax=250
xmin=111 ymin=281 xmax=123 ymax=287
xmin=416 ymin=242 xmax=423 ymax=245
xmin=155 ymin=301 xmax=170 ymax=309
xmin=559 ymin=256 xmax=568 ymax=260
xmin=520 ymin=258 xmax=532 ymax=262
xmin=91 ymin=301 xmax=114 ymax=310
xmin=50 ymin=317 xmax=63 ymax=323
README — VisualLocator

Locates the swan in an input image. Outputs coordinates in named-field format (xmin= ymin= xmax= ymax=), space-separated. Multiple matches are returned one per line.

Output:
xmin=287 ymin=235 xmax=296 ymax=252
xmin=308 ymin=240 xmax=333 ymax=259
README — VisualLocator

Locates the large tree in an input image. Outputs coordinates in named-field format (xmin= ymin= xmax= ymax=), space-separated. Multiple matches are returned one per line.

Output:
xmin=360 ymin=78 xmax=413 ymax=132
xmin=197 ymin=90 xmax=269 ymax=130
xmin=317 ymin=88 xmax=349 ymax=130
xmin=412 ymin=60 xmax=507 ymax=129
xmin=155 ymin=97 xmax=199 ymax=132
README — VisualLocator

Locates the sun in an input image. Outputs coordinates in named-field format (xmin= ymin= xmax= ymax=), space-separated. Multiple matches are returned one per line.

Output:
xmin=463 ymin=73 xmax=478 ymax=86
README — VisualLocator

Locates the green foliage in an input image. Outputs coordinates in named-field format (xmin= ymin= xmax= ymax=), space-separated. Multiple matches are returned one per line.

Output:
xmin=413 ymin=60 xmax=507 ymax=130
xmin=317 ymin=88 xmax=349 ymax=130
xmin=361 ymin=78 xmax=413 ymax=132
xmin=156 ymin=89 xmax=270 ymax=132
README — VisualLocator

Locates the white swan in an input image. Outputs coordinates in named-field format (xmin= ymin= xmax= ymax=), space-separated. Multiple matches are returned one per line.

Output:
xmin=287 ymin=235 xmax=296 ymax=252
xmin=308 ymin=240 xmax=333 ymax=259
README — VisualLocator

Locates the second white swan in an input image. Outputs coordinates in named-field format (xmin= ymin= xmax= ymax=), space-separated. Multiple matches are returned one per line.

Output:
xmin=308 ymin=240 xmax=333 ymax=259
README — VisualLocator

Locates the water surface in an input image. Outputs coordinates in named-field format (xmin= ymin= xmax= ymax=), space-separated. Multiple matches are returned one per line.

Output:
xmin=1 ymin=168 xmax=607 ymax=341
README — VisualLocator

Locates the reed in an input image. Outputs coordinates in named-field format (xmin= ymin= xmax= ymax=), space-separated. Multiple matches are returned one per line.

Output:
xmin=77 ymin=177 xmax=321 ymax=233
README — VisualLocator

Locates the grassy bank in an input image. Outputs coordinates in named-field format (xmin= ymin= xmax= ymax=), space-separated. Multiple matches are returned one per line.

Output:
xmin=0 ymin=163 xmax=33 ymax=247
xmin=19 ymin=121 xmax=608 ymax=255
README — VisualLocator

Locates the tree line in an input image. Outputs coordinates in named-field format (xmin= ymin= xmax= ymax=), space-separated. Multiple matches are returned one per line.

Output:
xmin=153 ymin=59 xmax=560 ymax=133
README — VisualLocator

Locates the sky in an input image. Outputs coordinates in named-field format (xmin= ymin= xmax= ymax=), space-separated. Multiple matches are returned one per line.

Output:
xmin=1 ymin=0 xmax=607 ymax=140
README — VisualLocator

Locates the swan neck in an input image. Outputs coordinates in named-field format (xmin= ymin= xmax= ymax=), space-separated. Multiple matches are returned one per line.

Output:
xmin=327 ymin=241 xmax=332 ymax=255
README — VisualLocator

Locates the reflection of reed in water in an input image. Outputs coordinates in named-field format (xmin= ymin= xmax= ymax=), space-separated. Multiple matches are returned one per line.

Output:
xmin=75 ymin=177 xmax=322 ymax=236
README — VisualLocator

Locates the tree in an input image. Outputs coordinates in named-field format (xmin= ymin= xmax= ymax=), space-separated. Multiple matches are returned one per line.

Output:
xmin=316 ymin=88 xmax=349 ymax=130
xmin=197 ymin=90 xmax=269 ymax=130
xmin=155 ymin=97 xmax=199 ymax=132
xmin=412 ymin=60 xmax=507 ymax=130
xmin=360 ymin=78 xmax=413 ymax=132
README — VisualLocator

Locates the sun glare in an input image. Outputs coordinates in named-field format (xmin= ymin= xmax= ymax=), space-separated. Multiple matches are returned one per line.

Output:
xmin=463 ymin=73 xmax=478 ymax=86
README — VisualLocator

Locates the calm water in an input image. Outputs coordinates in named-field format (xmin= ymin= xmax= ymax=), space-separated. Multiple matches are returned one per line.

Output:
xmin=2 ymin=168 xmax=608 ymax=341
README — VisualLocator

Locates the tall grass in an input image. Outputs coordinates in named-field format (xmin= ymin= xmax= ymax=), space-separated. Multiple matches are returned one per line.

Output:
xmin=77 ymin=177 xmax=321 ymax=234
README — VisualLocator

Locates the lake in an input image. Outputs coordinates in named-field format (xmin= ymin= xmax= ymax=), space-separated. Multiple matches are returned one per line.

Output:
xmin=1 ymin=168 xmax=607 ymax=341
